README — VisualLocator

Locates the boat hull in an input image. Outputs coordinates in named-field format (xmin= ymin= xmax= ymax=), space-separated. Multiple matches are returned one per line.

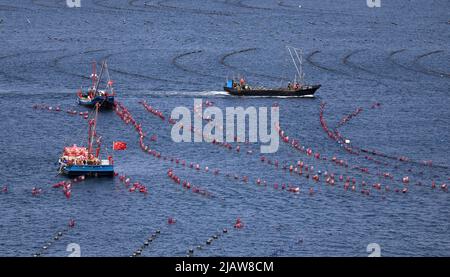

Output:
xmin=78 ymin=95 xmax=115 ymax=108
xmin=62 ymin=164 xmax=115 ymax=177
xmin=224 ymin=85 xmax=321 ymax=97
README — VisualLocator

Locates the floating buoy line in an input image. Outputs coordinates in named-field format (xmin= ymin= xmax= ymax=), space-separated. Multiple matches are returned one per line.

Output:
xmin=32 ymin=219 xmax=76 ymax=257
xmin=117 ymin=100 xmax=448 ymax=201
xmin=130 ymin=228 xmax=162 ymax=257
xmin=32 ymin=104 xmax=90 ymax=120
xmin=276 ymin=123 xmax=351 ymax=169
xmin=22 ymin=99 xmax=447 ymax=205
xmin=140 ymin=100 xmax=165 ymax=120
xmin=31 ymin=186 xmax=43 ymax=196
xmin=259 ymin=153 xmax=448 ymax=196
xmin=140 ymin=99 xmax=255 ymax=154
xmin=321 ymin=101 xmax=449 ymax=170
xmin=167 ymin=168 xmax=214 ymax=198
xmin=185 ymin=218 xmax=243 ymax=257
xmin=51 ymin=175 xmax=86 ymax=199
xmin=115 ymin=101 xmax=300 ymax=198
xmin=117 ymin=173 xmax=149 ymax=195
xmin=319 ymin=102 xmax=449 ymax=190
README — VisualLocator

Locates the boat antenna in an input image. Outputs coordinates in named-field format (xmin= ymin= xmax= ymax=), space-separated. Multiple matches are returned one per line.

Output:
xmin=88 ymin=103 xmax=99 ymax=158
xmin=104 ymin=60 xmax=113 ymax=93
xmin=287 ymin=46 xmax=302 ymax=83
xmin=94 ymin=60 xmax=105 ymax=95
xmin=293 ymin=47 xmax=305 ymax=84
xmin=95 ymin=135 xmax=102 ymax=158
xmin=90 ymin=61 xmax=98 ymax=89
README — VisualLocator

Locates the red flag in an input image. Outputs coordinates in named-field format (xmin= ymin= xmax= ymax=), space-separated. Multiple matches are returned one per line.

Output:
xmin=113 ymin=141 xmax=127 ymax=150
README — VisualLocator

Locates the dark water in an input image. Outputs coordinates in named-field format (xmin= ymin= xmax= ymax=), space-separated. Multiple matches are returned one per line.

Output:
xmin=0 ymin=0 xmax=449 ymax=257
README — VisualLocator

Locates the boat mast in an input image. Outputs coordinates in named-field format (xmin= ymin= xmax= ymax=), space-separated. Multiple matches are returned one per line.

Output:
xmin=94 ymin=60 xmax=105 ymax=96
xmin=293 ymin=47 xmax=305 ymax=84
xmin=104 ymin=61 xmax=114 ymax=94
xmin=87 ymin=103 xmax=99 ymax=159
xmin=91 ymin=61 xmax=98 ymax=89
xmin=287 ymin=46 xmax=304 ymax=84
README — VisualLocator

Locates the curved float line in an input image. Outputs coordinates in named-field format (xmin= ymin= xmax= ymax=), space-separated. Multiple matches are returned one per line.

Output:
xmin=213 ymin=0 xmax=300 ymax=16
xmin=50 ymin=49 xmax=107 ymax=79
xmin=342 ymin=49 xmax=376 ymax=75
xmin=105 ymin=48 xmax=205 ymax=86
xmin=93 ymin=0 xmax=153 ymax=13
xmin=223 ymin=0 xmax=292 ymax=13
xmin=110 ymin=67 xmax=188 ymax=84
xmin=129 ymin=0 xmax=232 ymax=16
xmin=235 ymin=0 xmax=272 ymax=11
xmin=31 ymin=0 xmax=124 ymax=15
xmin=306 ymin=50 xmax=350 ymax=76
xmin=0 ymin=5 xmax=17 ymax=11
xmin=413 ymin=50 xmax=450 ymax=78
xmin=128 ymin=0 xmax=160 ymax=9
xmin=0 ymin=49 xmax=66 ymax=83
xmin=171 ymin=50 xmax=224 ymax=79
xmin=388 ymin=49 xmax=411 ymax=72
xmin=30 ymin=0 xmax=58 ymax=9
xmin=340 ymin=51 xmax=388 ymax=87
xmin=93 ymin=0 xmax=128 ymax=11
xmin=276 ymin=0 xmax=365 ymax=18
xmin=342 ymin=49 xmax=413 ymax=82
xmin=0 ymin=3 xmax=32 ymax=11
xmin=389 ymin=49 xmax=449 ymax=79
xmin=307 ymin=50 xmax=387 ymax=87
xmin=276 ymin=0 xmax=292 ymax=8
xmin=156 ymin=0 xmax=233 ymax=16
xmin=219 ymin=48 xmax=288 ymax=81
xmin=0 ymin=53 xmax=31 ymax=82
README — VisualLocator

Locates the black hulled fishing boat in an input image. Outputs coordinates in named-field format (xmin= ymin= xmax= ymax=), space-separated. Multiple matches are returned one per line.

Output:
xmin=223 ymin=83 xmax=321 ymax=97
xmin=224 ymin=46 xmax=321 ymax=97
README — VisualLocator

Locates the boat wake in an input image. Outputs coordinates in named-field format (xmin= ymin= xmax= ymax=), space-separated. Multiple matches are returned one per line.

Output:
xmin=128 ymin=90 xmax=230 ymax=98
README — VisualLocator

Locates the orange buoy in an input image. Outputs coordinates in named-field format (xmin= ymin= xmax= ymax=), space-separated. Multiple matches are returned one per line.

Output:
xmin=234 ymin=218 xmax=244 ymax=229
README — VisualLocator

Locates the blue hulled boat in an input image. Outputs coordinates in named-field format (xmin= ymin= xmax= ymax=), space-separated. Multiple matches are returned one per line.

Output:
xmin=61 ymin=164 xmax=114 ymax=177
xmin=58 ymin=104 xmax=114 ymax=177
xmin=77 ymin=60 xmax=115 ymax=108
